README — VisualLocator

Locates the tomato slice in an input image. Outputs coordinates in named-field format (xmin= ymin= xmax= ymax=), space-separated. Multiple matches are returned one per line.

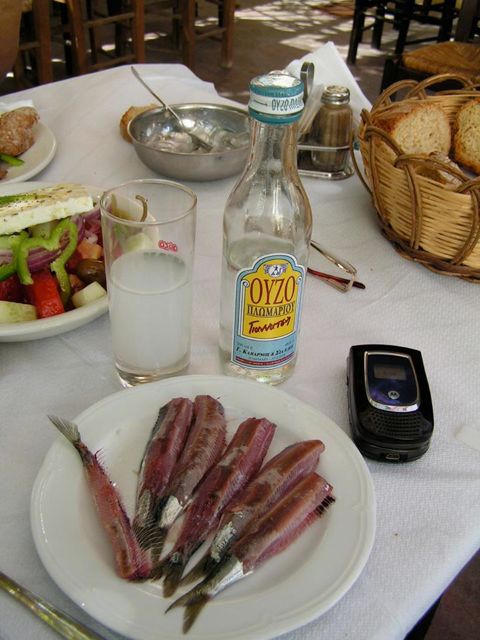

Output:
xmin=0 ymin=274 xmax=23 ymax=303
xmin=25 ymin=270 xmax=65 ymax=318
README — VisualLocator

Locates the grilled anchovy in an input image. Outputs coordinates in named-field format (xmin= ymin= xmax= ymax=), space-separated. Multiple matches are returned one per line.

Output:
xmin=133 ymin=398 xmax=194 ymax=545
xmin=149 ymin=395 xmax=227 ymax=558
xmin=167 ymin=472 xmax=334 ymax=632
xmin=181 ymin=439 xmax=325 ymax=586
xmin=159 ymin=417 xmax=276 ymax=595
xmin=48 ymin=415 xmax=151 ymax=581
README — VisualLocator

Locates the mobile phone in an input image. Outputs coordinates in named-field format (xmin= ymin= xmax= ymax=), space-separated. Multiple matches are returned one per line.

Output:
xmin=347 ymin=345 xmax=434 ymax=462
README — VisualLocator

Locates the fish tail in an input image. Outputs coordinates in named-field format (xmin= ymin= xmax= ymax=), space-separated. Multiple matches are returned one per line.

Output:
xmin=162 ymin=551 xmax=186 ymax=597
xmin=48 ymin=415 xmax=81 ymax=445
xmin=180 ymin=553 xmax=219 ymax=587
xmin=139 ymin=524 xmax=168 ymax=560
xmin=166 ymin=589 xmax=211 ymax=634
xmin=133 ymin=512 xmax=159 ymax=551
xmin=314 ymin=494 xmax=336 ymax=517
xmin=183 ymin=594 xmax=211 ymax=633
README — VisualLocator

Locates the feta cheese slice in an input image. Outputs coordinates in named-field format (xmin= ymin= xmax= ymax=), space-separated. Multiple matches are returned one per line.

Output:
xmin=0 ymin=183 xmax=94 ymax=236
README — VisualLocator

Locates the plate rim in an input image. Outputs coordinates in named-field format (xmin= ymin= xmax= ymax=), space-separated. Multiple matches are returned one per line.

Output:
xmin=31 ymin=374 xmax=376 ymax=640
xmin=0 ymin=180 xmax=107 ymax=341
xmin=0 ymin=122 xmax=57 ymax=184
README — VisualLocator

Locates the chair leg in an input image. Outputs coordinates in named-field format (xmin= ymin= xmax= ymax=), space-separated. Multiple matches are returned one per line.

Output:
xmin=181 ymin=0 xmax=196 ymax=70
xmin=32 ymin=0 xmax=53 ymax=84
xmin=372 ymin=5 xmax=385 ymax=49
xmin=381 ymin=55 xmax=400 ymax=91
xmin=65 ymin=0 xmax=89 ymax=75
xmin=220 ymin=0 xmax=234 ymax=69
xmin=132 ymin=0 xmax=145 ymax=63
xmin=394 ymin=16 xmax=411 ymax=55
xmin=86 ymin=0 xmax=99 ymax=65
xmin=347 ymin=11 xmax=366 ymax=64
xmin=438 ymin=0 xmax=455 ymax=41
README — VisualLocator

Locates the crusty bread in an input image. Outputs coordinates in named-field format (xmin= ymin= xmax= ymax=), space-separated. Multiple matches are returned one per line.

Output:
xmin=374 ymin=102 xmax=451 ymax=156
xmin=119 ymin=104 xmax=156 ymax=142
xmin=0 ymin=106 xmax=39 ymax=156
xmin=453 ymin=98 xmax=480 ymax=175
xmin=415 ymin=151 xmax=463 ymax=189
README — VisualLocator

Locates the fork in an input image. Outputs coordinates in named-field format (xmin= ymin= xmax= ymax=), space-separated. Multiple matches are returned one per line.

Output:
xmin=0 ymin=570 xmax=104 ymax=639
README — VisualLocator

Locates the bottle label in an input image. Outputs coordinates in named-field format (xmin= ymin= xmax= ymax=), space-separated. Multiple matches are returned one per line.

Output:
xmin=231 ymin=254 xmax=305 ymax=369
xmin=249 ymin=93 xmax=304 ymax=117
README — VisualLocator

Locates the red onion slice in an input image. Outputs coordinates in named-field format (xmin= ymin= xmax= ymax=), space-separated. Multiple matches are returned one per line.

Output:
xmin=0 ymin=215 xmax=86 ymax=273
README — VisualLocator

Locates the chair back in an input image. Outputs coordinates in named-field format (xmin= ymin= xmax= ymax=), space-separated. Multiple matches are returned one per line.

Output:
xmin=454 ymin=0 xmax=480 ymax=41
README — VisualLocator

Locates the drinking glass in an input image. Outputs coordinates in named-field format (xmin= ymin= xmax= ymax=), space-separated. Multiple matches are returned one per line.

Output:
xmin=100 ymin=179 xmax=197 ymax=387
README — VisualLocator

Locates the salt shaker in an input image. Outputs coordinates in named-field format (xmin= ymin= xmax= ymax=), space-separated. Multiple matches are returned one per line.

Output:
xmin=310 ymin=85 xmax=352 ymax=175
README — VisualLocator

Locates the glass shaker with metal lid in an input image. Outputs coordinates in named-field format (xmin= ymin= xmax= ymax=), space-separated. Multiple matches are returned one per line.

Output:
xmin=310 ymin=85 xmax=353 ymax=176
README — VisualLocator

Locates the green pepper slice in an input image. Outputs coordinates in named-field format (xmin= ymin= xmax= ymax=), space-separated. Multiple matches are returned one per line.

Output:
xmin=0 ymin=232 xmax=28 ymax=281
xmin=17 ymin=219 xmax=78 ymax=304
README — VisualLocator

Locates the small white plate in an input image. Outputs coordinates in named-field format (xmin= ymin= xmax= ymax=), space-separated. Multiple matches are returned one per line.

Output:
xmin=0 ymin=181 xmax=107 ymax=342
xmin=31 ymin=375 xmax=376 ymax=640
xmin=1 ymin=122 xmax=56 ymax=184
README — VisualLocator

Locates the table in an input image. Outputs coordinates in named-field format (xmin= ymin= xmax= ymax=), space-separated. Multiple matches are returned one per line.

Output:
xmin=1 ymin=63 xmax=479 ymax=640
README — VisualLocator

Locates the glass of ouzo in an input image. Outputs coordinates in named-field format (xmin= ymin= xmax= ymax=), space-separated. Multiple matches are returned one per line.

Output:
xmin=100 ymin=179 xmax=197 ymax=387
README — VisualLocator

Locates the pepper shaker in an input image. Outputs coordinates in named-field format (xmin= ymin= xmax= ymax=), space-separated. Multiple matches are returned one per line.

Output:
xmin=310 ymin=85 xmax=352 ymax=175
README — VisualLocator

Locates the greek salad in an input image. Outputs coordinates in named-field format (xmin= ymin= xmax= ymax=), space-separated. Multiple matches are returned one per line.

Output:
xmin=0 ymin=184 xmax=107 ymax=323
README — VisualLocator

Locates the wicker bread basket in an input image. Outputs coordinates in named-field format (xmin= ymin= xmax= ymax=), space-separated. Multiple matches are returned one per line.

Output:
xmin=355 ymin=74 xmax=480 ymax=282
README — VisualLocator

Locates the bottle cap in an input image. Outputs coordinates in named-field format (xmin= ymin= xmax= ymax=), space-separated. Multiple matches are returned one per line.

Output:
xmin=321 ymin=86 xmax=350 ymax=105
xmin=248 ymin=71 xmax=304 ymax=125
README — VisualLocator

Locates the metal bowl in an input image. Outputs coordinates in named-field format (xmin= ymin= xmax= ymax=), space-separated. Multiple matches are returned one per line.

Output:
xmin=128 ymin=103 xmax=250 ymax=182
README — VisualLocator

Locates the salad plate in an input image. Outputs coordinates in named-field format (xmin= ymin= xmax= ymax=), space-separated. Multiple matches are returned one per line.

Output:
xmin=31 ymin=375 xmax=376 ymax=640
xmin=0 ymin=181 xmax=108 ymax=342
xmin=0 ymin=123 xmax=57 ymax=184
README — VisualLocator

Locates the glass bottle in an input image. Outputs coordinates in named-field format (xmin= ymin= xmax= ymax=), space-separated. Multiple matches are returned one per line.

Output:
xmin=310 ymin=85 xmax=352 ymax=175
xmin=219 ymin=71 xmax=312 ymax=385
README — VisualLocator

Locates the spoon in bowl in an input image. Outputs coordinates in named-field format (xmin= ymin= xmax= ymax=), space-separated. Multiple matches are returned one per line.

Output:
xmin=130 ymin=66 xmax=213 ymax=152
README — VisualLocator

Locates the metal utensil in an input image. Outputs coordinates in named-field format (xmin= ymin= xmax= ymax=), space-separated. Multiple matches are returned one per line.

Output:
xmin=0 ymin=570 xmax=105 ymax=640
xmin=128 ymin=103 xmax=250 ymax=181
xmin=130 ymin=66 xmax=213 ymax=152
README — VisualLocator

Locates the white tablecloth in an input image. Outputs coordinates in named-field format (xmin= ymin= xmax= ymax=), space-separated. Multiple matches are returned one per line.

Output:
xmin=0 ymin=64 xmax=479 ymax=640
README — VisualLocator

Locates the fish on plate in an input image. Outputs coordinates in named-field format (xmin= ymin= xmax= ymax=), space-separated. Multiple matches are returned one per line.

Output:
xmin=133 ymin=397 xmax=194 ymax=543
xmin=48 ymin=415 xmax=151 ymax=581
xmin=181 ymin=438 xmax=325 ymax=587
xmin=167 ymin=472 xmax=335 ymax=632
xmin=149 ymin=395 xmax=227 ymax=557
xmin=157 ymin=416 xmax=276 ymax=595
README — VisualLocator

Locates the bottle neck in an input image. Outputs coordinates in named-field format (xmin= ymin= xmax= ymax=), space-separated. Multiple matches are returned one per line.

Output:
xmin=246 ymin=118 xmax=299 ymax=175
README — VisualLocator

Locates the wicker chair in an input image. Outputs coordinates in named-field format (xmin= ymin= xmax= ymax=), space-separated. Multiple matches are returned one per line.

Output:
xmin=381 ymin=0 xmax=480 ymax=90
xmin=143 ymin=0 xmax=235 ymax=70
xmin=347 ymin=0 xmax=458 ymax=64
xmin=57 ymin=0 xmax=145 ymax=76
xmin=14 ymin=0 xmax=53 ymax=86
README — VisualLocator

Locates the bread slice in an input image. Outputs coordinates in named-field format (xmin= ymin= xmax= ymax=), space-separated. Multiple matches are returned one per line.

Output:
xmin=374 ymin=102 xmax=451 ymax=156
xmin=415 ymin=152 xmax=463 ymax=189
xmin=120 ymin=104 xmax=156 ymax=142
xmin=453 ymin=98 xmax=480 ymax=175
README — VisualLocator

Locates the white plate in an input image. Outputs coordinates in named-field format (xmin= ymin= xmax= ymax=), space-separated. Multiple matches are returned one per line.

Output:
xmin=0 ymin=181 xmax=108 ymax=341
xmin=1 ymin=122 xmax=56 ymax=184
xmin=31 ymin=375 xmax=376 ymax=640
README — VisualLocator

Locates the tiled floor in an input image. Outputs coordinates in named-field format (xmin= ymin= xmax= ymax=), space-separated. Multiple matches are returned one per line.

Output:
xmin=2 ymin=2 xmax=479 ymax=637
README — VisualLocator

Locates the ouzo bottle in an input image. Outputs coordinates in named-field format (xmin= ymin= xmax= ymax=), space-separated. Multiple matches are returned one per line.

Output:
xmin=219 ymin=70 xmax=313 ymax=384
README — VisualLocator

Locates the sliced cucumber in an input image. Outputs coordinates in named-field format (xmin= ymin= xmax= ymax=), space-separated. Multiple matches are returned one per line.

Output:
xmin=123 ymin=232 xmax=156 ymax=253
xmin=0 ymin=301 xmax=37 ymax=323
xmin=72 ymin=282 xmax=107 ymax=308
